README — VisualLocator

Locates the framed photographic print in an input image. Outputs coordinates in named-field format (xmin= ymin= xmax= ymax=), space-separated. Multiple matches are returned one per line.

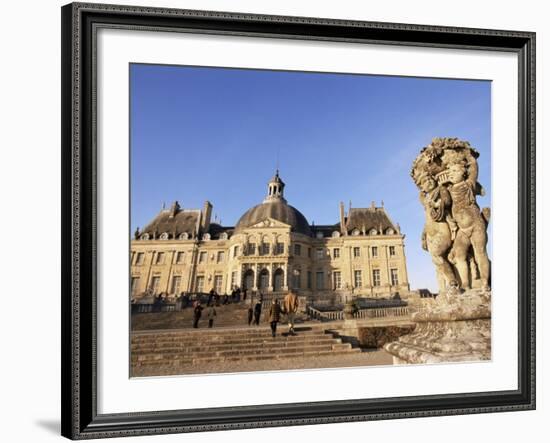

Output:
xmin=61 ymin=2 xmax=536 ymax=439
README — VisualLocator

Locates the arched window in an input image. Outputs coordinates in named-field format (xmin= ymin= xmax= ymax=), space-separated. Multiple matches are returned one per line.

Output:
xmin=202 ymin=233 xmax=211 ymax=241
xmin=159 ymin=232 xmax=169 ymax=240
xmin=316 ymin=231 xmax=324 ymax=239
xmin=369 ymin=228 xmax=378 ymax=236
xmin=352 ymin=228 xmax=360 ymax=236
xmin=386 ymin=228 xmax=395 ymax=235
xmin=179 ymin=232 xmax=189 ymax=240
xmin=219 ymin=232 xmax=228 ymax=240
xmin=140 ymin=233 xmax=150 ymax=240
xmin=332 ymin=231 xmax=340 ymax=238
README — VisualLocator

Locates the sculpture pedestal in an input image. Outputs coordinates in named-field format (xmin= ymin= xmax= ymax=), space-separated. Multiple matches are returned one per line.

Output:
xmin=384 ymin=289 xmax=491 ymax=364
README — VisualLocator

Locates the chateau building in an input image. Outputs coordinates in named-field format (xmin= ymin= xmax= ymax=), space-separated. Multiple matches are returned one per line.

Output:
xmin=130 ymin=171 xmax=410 ymax=300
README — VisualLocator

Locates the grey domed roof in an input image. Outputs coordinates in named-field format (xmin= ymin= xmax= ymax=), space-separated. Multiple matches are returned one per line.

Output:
xmin=235 ymin=200 xmax=311 ymax=236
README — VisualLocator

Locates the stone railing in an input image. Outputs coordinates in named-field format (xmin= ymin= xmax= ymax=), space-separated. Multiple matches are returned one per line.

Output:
xmin=306 ymin=306 xmax=344 ymax=321
xmin=306 ymin=305 xmax=409 ymax=322
xmin=132 ymin=303 xmax=176 ymax=314
xmin=354 ymin=306 xmax=409 ymax=319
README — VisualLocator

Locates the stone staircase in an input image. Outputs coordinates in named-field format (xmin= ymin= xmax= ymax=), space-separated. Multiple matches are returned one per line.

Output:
xmin=132 ymin=301 xmax=310 ymax=331
xmin=131 ymin=325 xmax=360 ymax=371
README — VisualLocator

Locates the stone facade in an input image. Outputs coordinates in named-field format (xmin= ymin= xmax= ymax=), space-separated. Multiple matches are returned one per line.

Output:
xmin=130 ymin=171 xmax=410 ymax=300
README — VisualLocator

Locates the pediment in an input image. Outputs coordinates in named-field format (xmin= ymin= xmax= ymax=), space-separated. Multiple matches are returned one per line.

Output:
xmin=248 ymin=217 xmax=291 ymax=229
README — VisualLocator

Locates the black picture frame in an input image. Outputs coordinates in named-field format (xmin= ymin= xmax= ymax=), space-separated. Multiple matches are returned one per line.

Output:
xmin=61 ymin=2 xmax=536 ymax=439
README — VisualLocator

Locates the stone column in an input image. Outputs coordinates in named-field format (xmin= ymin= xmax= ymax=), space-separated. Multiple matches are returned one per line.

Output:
xmin=282 ymin=263 xmax=289 ymax=291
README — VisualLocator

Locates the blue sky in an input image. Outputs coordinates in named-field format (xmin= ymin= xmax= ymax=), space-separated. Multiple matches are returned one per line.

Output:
xmin=130 ymin=64 xmax=491 ymax=292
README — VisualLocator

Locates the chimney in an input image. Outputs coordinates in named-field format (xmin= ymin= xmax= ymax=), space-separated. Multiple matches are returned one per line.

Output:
xmin=201 ymin=200 xmax=213 ymax=233
xmin=339 ymin=201 xmax=346 ymax=235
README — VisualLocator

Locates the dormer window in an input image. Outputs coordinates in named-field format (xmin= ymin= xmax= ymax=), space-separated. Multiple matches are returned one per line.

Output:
xmin=202 ymin=233 xmax=211 ymax=241
xmin=332 ymin=231 xmax=340 ymax=238
xmin=179 ymin=232 xmax=189 ymax=240
xmin=316 ymin=231 xmax=324 ymax=239
xmin=140 ymin=233 xmax=150 ymax=240
xmin=159 ymin=232 xmax=169 ymax=240
xmin=352 ymin=229 xmax=360 ymax=236
xmin=369 ymin=228 xmax=378 ymax=236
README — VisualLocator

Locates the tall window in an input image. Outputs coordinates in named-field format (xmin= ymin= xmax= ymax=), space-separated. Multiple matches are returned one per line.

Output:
xmin=391 ymin=268 xmax=399 ymax=286
xmin=333 ymin=271 xmax=341 ymax=289
xmin=294 ymin=244 xmax=301 ymax=256
xmin=176 ymin=251 xmax=185 ymax=264
xmin=293 ymin=269 xmax=301 ymax=289
xmin=171 ymin=276 xmax=181 ymax=294
xmin=149 ymin=276 xmax=160 ymax=294
xmin=316 ymin=248 xmax=324 ymax=259
xmin=354 ymin=270 xmax=362 ymax=288
xmin=231 ymin=271 xmax=237 ymax=289
xmin=308 ymin=248 xmax=312 ymax=258
xmin=316 ymin=271 xmax=324 ymax=290
xmin=135 ymin=252 xmax=144 ymax=265
xmin=233 ymin=245 xmax=239 ymax=258
xmin=260 ymin=243 xmax=270 ymax=255
xmin=195 ymin=276 xmax=205 ymax=293
xmin=217 ymin=251 xmax=225 ymax=263
xmin=353 ymin=247 xmax=361 ymax=258
xmin=371 ymin=246 xmax=378 ymax=257
xmin=247 ymin=243 xmax=256 ymax=255
xmin=155 ymin=252 xmax=165 ymax=264
xmin=389 ymin=246 xmax=396 ymax=256
xmin=333 ymin=248 xmax=340 ymax=259
xmin=372 ymin=269 xmax=381 ymax=287
xmin=130 ymin=277 xmax=140 ymax=295
xmin=307 ymin=271 xmax=312 ymax=289
xmin=214 ymin=275 xmax=223 ymax=293
xmin=276 ymin=242 xmax=284 ymax=255
xmin=199 ymin=251 xmax=207 ymax=263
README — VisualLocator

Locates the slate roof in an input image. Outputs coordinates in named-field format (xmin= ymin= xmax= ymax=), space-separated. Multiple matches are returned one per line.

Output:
xmin=140 ymin=209 xmax=201 ymax=238
xmin=344 ymin=207 xmax=398 ymax=234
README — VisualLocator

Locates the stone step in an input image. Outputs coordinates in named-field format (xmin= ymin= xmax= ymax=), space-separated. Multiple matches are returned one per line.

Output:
xmin=132 ymin=340 xmax=350 ymax=354
xmin=132 ymin=343 xmax=354 ymax=362
xmin=132 ymin=348 xmax=361 ymax=367
xmin=132 ymin=326 xmax=328 ymax=339
xmin=132 ymin=330 xmax=330 ymax=341
xmin=132 ymin=333 xmax=336 ymax=346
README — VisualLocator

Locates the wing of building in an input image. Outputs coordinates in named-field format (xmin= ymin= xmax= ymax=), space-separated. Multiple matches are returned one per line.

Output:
xmin=130 ymin=171 xmax=410 ymax=300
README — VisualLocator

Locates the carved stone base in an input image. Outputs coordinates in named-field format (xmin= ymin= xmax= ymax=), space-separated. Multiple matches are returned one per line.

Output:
xmin=384 ymin=289 xmax=491 ymax=364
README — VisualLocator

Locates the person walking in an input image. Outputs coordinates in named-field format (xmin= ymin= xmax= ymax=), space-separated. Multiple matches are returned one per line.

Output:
xmin=207 ymin=303 xmax=216 ymax=328
xmin=192 ymin=301 xmax=203 ymax=328
xmin=247 ymin=302 xmax=254 ymax=326
xmin=253 ymin=299 xmax=262 ymax=325
xmin=283 ymin=291 xmax=300 ymax=335
xmin=268 ymin=299 xmax=282 ymax=338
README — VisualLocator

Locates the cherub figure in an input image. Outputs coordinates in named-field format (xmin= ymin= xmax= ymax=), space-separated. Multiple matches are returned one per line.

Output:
xmin=446 ymin=162 xmax=490 ymax=290
xmin=418 ymin=173 xmax=458 ymax=294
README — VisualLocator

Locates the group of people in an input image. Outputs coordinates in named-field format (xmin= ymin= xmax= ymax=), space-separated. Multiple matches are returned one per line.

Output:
xmin=191 ymin=301 xmax=217 ymax=329
xmin=191 ymin=290 xmax=300 ymax=337
xmin=254 ymin=292 xmax=300 ymax=337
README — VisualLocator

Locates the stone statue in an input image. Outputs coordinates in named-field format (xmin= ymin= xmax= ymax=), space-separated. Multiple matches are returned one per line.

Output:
xmin=411 ymin=137 xmax=491 ymax=293
xmin=417 ymin=172 xmax=458 ymax=293
xmin=383 ymin=138 xmax=492 ymax=366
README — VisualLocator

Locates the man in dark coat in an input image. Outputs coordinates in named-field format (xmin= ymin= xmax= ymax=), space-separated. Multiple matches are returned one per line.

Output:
xmin=253 ymin=299 xmax=262 ymax=325
xmin=247 ymin=303 xmax=254 ymax=326
xmin=192 ymin=301 xmax=203 ymax=328
xmin=268 ymin=299 xmax=282 ymax=338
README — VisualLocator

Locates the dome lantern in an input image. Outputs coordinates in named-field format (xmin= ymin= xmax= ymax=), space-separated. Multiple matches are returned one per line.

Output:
xmin=264 ymin=169 xmax=286 ymax=203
